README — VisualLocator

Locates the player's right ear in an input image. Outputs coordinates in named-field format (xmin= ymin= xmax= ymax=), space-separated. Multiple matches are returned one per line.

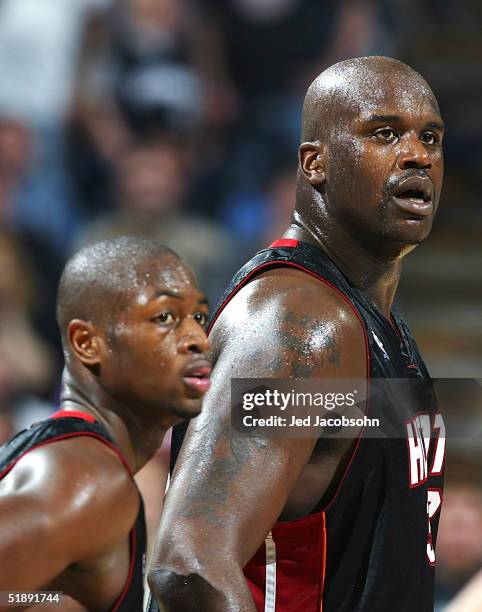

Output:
xmin=68 ymin=319 xmax=103 ymax=366
xmin=299 ymin=141 xmax=326 ymax=186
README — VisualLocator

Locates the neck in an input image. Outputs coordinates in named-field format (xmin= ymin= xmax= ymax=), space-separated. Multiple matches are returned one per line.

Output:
xmin=286 ymin=199 xmax=408 ymax=319
xmin=59 ymin=369 xmax=169 ymax=474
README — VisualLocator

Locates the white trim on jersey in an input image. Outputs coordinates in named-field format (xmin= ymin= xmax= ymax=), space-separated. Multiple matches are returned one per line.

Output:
xmin=264 ymin=531 xmax=277 ymax=612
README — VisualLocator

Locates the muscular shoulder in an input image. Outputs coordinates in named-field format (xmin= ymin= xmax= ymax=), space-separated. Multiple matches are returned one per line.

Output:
xmin=210 ymin=267 xmax=366 ymax=379
xmin=1 ymin=435 xmax=139 ymax=558
xmin=214 ymin=267 xmax=362 ymax=334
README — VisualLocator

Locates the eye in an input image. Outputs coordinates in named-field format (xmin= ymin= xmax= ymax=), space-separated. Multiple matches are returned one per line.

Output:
xmin=420 ymin=131 xmax=438 ymax=145
xmin=194 ymin=312 xmax=208 ymax=327
xmin=374 ymin=127 xmax=398 ymax=142
xmin=154 ymin=312 xmax=175 ymax=326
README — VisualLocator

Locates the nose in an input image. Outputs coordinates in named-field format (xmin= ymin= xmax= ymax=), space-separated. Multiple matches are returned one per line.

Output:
xmin=397 ymin=133 xmax=431 ymax=170
xmin=178 ymin=319 xmax=210 ymax=354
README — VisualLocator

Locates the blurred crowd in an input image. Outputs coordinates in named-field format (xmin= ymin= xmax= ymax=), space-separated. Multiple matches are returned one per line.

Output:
xmin=0 ymin=0 xmax=480 ymax=607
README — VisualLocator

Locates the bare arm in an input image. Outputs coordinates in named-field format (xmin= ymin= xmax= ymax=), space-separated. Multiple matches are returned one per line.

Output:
xmin=148 ymin=270 xmax=367 ymax=611
xmin=0 ymin=437 xmax=139 ymax=605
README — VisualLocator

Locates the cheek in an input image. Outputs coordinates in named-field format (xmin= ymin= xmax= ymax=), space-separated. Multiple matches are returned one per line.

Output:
xmin=327 ymin=138 xmax=361 ymax=194
xmin=112 ymin=325 xmax=178 ymax=371
xmin=433 ymin=154 xmax=444 ymax=192
xmin=331 ymin=140 xmax=385 ymax=203
xmin=357 ymin=150 xmax=399 ymax=213
xmin=149 ymin=336 xmax=178 ymax=370
xmin=330 ymin=134 xmax=362 ymax=168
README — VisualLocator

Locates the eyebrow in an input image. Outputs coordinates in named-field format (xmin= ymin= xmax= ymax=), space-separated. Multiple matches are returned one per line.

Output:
xmin=149 ymin=289 xmax=209 ymax=306
xmin=426 ymin=120 xmax=445 ymax=132
xmin=149 ymin=289 xmax=182 ymax=301
xmin=366 ymin=114 xmax=402 ymax=123
xmin=366 ymin=114 xmax=445 ymax=131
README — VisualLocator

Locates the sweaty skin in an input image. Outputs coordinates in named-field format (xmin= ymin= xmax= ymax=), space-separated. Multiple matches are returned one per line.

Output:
xmin=148 ymin=56 xmax=444 ymax=611
xmin=0 ymin=238 xmax=211 ymax=612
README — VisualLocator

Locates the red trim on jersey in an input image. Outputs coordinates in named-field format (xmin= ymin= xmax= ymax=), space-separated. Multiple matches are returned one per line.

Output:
xmin=245 ymin=511 xmax=328 ymax=611
xmin=0 ymin=430 xmax=138 ymax=608
xmin=50 ymin=409 xmax=97 ymax=423
xmin=48 ymin=412 xmax=133 ymax=476
xmin=1 ymin=432 xmax=107 ymax=480
xmin=319 ymin=513 xmax=327 ymax=612
xmin=269 ymin=239 xmax=299 ymax=248
xmin=0 ymin=432 xmax=134 ymax=480
xmin=111 ymin=526 xmax=137 ymax=612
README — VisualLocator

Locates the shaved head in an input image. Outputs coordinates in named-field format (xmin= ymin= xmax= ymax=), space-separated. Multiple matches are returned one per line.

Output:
xmin=295 ymin=55 xmax=444 ymax=256
xmin=301 ymin=56 xmax=439 ymax=143
xmin=57 ymin=236 xmax=182 ymax=348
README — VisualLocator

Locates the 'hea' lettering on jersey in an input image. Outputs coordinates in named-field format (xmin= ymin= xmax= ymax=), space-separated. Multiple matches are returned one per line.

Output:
xmin=406 ymin=412 xmax=445 ymax=564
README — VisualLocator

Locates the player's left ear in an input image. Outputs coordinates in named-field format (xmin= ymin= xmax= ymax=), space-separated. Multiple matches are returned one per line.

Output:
xmin=67 ymin=319 xmax=104 ymax=366
xmin=299 ymin=141 xmax=326 ymax=186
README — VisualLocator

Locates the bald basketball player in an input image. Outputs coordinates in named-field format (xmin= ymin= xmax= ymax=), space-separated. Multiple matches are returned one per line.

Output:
xmin=148 ymin=57 xmax=446 ymax=611
xmin=0 ymin=236 xmax=211 ymax=611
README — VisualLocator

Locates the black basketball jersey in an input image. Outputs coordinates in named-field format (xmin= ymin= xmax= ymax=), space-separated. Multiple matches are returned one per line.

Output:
xmin=168 ymin=239 xmax=445 ymax=612
xmin=0 ymin=410 xmax=146 ymax=612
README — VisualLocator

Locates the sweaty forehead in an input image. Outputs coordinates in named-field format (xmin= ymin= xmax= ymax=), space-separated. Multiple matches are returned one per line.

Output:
xmin=349 ymin=72 xmax=439 ymax=120
xmin=303 ymin=59 xmax=441 ymax=140
xmin=336 ymin=68 xmax=440 ymax=119
xmin=130 ymin=257 xmax=198 ymax=304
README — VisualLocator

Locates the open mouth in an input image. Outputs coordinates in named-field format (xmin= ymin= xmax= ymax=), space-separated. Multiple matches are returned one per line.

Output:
xmin=392 ymin=182 xmax=433 ymax=218
xmin=396 ymin=188 xmax=430 ymax=204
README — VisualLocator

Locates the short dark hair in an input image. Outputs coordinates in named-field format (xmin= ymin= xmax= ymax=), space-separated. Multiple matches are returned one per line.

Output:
xmin=56 ymin=236 xmax=180 ymax=347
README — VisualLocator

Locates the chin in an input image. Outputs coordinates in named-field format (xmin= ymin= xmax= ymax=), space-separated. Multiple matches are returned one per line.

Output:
xmin=172 ymin=398 xmax=204 ymax=421
xmin=384 ymin=218 xmax=434 ymax=248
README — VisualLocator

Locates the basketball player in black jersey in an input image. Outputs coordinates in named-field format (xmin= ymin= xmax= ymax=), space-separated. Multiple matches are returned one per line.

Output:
xmin=148 ymin=57 xmax=446 ymax=611
xmin=0 ymin=236 xmax=211 ymax=611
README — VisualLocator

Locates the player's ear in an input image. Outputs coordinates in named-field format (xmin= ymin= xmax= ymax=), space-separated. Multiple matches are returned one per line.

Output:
xmin=299 ymin=141 xmax=325 ymax=186
xmin=68 ymin=319 xmax=104 ymax=366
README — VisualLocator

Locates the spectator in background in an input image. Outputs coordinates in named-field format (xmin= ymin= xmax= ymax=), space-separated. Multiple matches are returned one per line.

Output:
xmin=76 ymin=133 xmax=236 ymax=304
xmin=0 ymin=0 xmax=114 ymax=253
xmin=0 ymin=230 xmax=56 ymax=438
xmin=72 ymin=0 xmax=205 ymax=139
xmin=197 ymin=0 xmax=335 ymax=195
xmin=0 ymin=0 xmax=113 ymax=127
xmin=435 ymin=452 xmax=482 ymax=611
xmin=68 ymin=0 xmax=218 ymax=223
xmin=0 ymin=117 xmax=31 ymax=222
xmin=0 ymin=117 xmax=64 ymax=354
xmin=112 ymin=0 xmax=204 ymax=135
